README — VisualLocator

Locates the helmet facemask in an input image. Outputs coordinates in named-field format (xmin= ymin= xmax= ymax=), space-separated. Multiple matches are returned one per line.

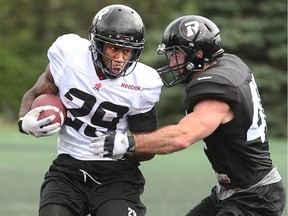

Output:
xmin=157 ymin=44 xmax=195 ymax=87
xmin=157 ymin=42 xmax=204 ymax=87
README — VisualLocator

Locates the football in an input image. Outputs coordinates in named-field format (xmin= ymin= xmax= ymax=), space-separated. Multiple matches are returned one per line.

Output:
xmin=31 ymin=94 xmax=67 ymax=127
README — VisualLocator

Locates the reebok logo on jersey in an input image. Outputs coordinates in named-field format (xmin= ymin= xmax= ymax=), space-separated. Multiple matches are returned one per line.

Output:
xmin=121 ymin=83 xmax=141 ymax=91
xmin=197 ymin=76 xmax=212 ymax=81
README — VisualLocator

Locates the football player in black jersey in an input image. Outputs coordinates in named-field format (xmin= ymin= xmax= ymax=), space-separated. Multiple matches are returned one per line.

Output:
xmin=90 ymin=15 xmax=286 ymax=216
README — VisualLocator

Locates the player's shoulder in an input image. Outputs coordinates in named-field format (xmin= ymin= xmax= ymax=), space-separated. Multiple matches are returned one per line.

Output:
xmin=48 ymin=33 xmax=91 ymax=66
xmin=193 ymin=53 xmax=250 ymax=87
xmin=134 ymin=62 xmax=160 ymax=78
xmin=134 ymin=62 xmax=156 ymax=72
xmin=50 ymin=33 xmax=90 ymax=53
xmin=55 ymin=33 xmax=88 ymax=44
xmin=220 ymin=53 xmax=249 ymax=71
xmin=132 ymin=62 xmax=163 ymax=86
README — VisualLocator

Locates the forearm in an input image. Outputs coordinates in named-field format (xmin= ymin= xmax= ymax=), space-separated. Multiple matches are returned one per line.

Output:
xmin=19 ymin=66 xmax=58 ymax=118
xmin=125 ymin=131 xmax=156 ymax=162
xmin=18 ymin=91 xmax=38 ymax=117
xmin=133 ymin=125 xmax=191 ymax=154
xmin=132 ymin=104 xmax=226 ymax=155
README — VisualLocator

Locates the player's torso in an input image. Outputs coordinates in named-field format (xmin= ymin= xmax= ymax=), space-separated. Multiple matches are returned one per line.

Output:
xmin=57 ymin=62 xmax=144 ymax=136
xmin=186 ymin=54 xmax=272 ymax=188
xmin=48 ymin=34 xmax=162 ymax=160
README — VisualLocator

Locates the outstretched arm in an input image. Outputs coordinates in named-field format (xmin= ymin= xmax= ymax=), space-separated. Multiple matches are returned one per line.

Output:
xmin=90 ymin=99 xmax=233 ymax=156
xmin=133 ymin=99 xmax=233 ymax=154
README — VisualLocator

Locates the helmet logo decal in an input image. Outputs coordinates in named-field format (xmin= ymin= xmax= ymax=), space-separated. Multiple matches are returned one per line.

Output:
xmin=93 ymin=8 xmax=111 ymax=25
xmin=184 ymin=21 xmax=199 ymax=37
xmin=180 ymin=20 xmax=202 ymax=41
xmin=97 ymin=8 xmax=110 ymax=21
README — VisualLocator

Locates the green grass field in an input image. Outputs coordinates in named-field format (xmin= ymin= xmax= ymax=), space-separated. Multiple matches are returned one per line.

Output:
xmin=0 ymin=124 xmax=287 ymax=216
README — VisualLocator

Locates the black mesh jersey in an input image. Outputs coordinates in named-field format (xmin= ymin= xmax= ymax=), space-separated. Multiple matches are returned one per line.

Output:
xmin=185 ymin=53 xmax=273 ymax=189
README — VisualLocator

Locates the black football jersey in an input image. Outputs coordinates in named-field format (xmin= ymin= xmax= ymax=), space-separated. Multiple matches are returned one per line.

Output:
xmin=185 ymin=53 xmax=272 ymax=189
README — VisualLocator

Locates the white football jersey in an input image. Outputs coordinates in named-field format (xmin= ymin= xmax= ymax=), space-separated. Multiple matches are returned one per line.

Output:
xmin=48 ymin=34 xmax=163 ymax=160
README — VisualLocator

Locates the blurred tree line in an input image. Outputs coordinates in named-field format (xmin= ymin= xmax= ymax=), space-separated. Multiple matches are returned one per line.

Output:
xmin=0 ymin=0 xmax=286 ymax=137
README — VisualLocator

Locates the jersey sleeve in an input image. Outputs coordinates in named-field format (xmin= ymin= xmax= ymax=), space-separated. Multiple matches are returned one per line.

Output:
xmin=127 ymin=63 xmax=163 ymax=132
xmin=47 ymin=34 xmax=82 ymax=86
xmin=128 ymin=106 xmax=159 ymax=132
xmin=129 ymin=63 xmax=163 ymax=114
xmin=139 ymin=78 xmax=163 ymax=110
xmin=185 ymin=74 xmax=238 ymax=113
xmin=140 ymin=65 xmax=163 ymax=107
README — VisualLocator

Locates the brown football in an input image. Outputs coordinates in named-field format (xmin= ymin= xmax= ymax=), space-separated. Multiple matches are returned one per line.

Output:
xmin=31 ymin=94 xmax=67 ymax=126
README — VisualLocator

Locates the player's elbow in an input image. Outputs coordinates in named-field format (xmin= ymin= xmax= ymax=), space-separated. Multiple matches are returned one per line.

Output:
xmin=174 ymin=137 xmax=191 ymax=151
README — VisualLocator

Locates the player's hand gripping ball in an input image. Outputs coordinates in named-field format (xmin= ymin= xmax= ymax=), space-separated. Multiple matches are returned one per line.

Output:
xmin=18 ymin=94 xmax=67 ymax=137
xmin=31 ymin=94 xmax=67 ymax=127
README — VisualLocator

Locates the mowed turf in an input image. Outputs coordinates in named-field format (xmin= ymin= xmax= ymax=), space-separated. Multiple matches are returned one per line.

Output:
xmin=0 ymin=124 xmax=287 ymax=216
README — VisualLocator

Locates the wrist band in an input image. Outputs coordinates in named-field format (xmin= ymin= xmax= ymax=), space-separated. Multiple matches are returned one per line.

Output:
xmin=18 ymin=118 xmax=29 ymax=135
xmin=127 ymin=135 xmax=136 ymax=152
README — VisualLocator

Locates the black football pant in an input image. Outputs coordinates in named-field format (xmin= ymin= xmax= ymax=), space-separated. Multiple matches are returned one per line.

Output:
xmin=39 ymin=154 xmax=146 ymax=216
xmin=40 ymin=199 xmax=144 ymax=216
xmin=185 ymin=181 xmax=286 ymax=216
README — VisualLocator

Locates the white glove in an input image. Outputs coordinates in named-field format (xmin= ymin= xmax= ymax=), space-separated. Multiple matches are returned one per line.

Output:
xmin=18 ymin=105 xmax=61 ymax=137
xmin=89 ymin=131 xmax=136 ymax=160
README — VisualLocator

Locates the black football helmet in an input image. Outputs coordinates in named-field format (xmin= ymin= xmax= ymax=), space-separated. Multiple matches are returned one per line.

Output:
xmin=157 ymin=15 xmax=224 ymax=87
xmin=89 ymin=4 xmax=145 ymax=79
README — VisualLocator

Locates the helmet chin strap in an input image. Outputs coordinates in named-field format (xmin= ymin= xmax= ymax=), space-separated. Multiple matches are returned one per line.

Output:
xmin=179 ymin=62 xmax=195 ymax=84
xmin=94 ymin=65 xmax=106 ymax=80
xmin=192 ymin=58 xmax=205 ymax=70
xmin=182 ymin=58 xmax=205 ymax=84
xmin=183 ymin=57 xmax=205 ymax=73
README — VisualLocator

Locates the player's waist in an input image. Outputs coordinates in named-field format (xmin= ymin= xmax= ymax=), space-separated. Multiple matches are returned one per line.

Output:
xmin=216 ymin=166 xmax=281 ymax=200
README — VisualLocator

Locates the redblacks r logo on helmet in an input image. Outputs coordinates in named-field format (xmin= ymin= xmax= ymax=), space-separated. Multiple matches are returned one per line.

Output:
xmin=180 ymin=19 xmax=204 ymax=41
xmin=184 ymin=21 xmax=199 ymax=37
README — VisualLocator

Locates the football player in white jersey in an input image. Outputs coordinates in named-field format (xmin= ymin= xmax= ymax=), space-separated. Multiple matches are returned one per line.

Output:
xmin=91 ymin=16 xmax=286 ymax=216
xmin=18 ymin=4 xmax=163 ymax=216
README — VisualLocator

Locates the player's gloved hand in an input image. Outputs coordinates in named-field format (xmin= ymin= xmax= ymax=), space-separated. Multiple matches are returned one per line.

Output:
xmin=89 ymin=131 xmax=136 ymax=160
xmin=18 ymin=105 xmax=61 ymax=137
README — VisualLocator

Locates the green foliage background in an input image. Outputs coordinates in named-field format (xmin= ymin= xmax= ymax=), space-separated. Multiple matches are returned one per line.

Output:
xmin=0 ymin=0 xmax=287 ymax=137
